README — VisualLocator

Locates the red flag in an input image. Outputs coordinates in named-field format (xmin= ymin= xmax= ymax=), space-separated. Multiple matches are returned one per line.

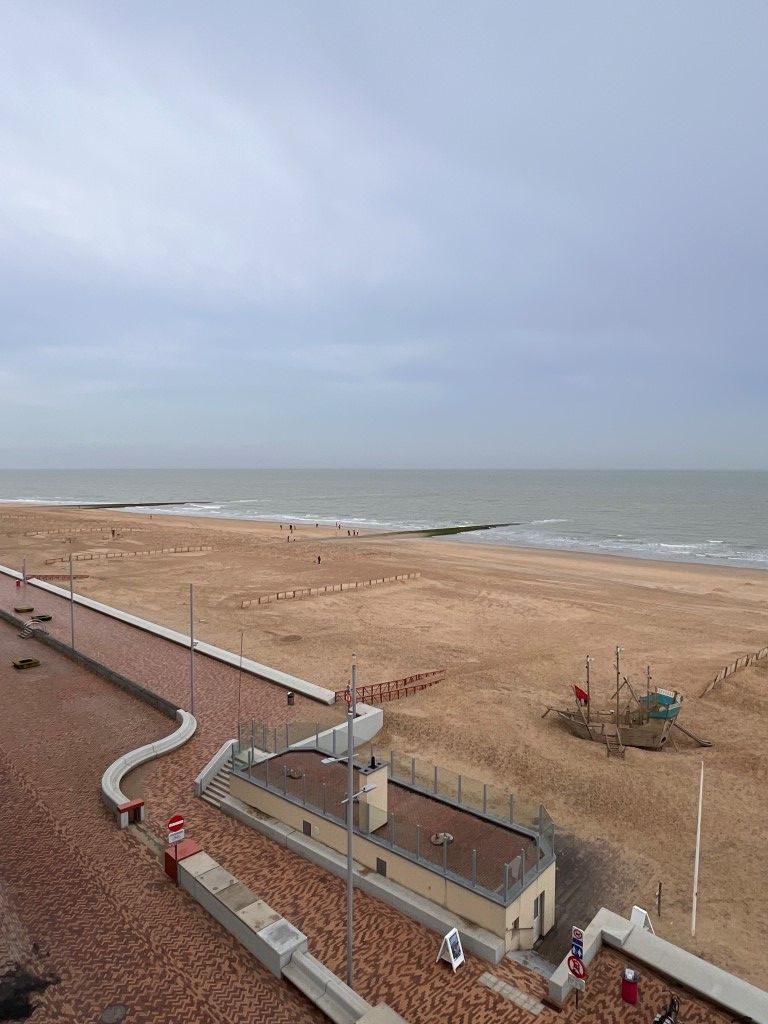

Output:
xmin=573 ymin=685 xmax=589 ymax=703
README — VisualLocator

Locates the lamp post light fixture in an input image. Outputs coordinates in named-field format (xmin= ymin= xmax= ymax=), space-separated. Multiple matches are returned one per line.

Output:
xmin=319 ymin=653 xmax=372 ymax=991
xmin=321 ymin=750 xmax=376 ymax=992
xmin=188 ymin=585 xmax=208 ymax=719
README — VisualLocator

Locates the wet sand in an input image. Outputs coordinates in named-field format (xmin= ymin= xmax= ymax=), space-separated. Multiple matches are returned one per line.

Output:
xmin=1 ymin=504 xmax=767 ymax=985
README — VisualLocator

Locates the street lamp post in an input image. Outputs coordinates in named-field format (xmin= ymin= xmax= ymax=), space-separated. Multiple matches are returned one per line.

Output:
xmin=237 ymin=629 xmax=244 ymax=733
xmin=321 ymin=654 xmax=372 ymax=992
xmin=69 ymin=553 xmax=75 ymax=650
xmin=189 ymin=584 xmax=196 ymax=717
xmin=346 ymin=653 xmax=357 ymax=989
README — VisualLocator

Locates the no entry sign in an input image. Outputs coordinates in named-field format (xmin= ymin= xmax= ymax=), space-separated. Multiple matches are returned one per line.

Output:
xmin=168 ymin=814 xmax=185 ymax=845
xmin=567 ymin=955 xmax=586 ymax=980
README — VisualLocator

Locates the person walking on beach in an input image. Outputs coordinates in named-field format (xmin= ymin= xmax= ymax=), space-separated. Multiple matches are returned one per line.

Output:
xmin=317 ymin=555 xmax=321 ymax=564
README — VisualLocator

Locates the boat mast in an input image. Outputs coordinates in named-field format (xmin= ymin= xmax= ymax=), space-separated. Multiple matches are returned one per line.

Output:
xmin=585 ymin=654 xmax=593 ymax=724
xmin=615 ymin=646 xmax=624 ymax=722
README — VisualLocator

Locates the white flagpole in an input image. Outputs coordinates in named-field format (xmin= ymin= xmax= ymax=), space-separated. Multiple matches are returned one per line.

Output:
xmin=691 ymin=760 xmax=704 ymax=936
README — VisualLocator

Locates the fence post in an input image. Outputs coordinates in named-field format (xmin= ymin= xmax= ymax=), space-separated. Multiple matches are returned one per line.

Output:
xmin=457 ymin=775 xmax=462 ymax=805
xmin=520 ymin=848 xmax=526 ymax=885
xmin=274 ymin=727 xmax=278 ymax=753
xmin=472 ymin=848 xmax=478 ymax=888
xmin=262 ymin=722 xmax=267 ymax=750
xmin=251 ymin=720 xmax=255 ymax=758
xmin=483 ymin=784 xmax=487 ymax=815
xmin=411 ymin=757 xmax=416 ymax=786
xmin=434 ymin=765 xmax=438 ymax=794
xmin=265 ymin=757 xmax=270 ymax=787
xmin=315 ymin=723 xmax=319 ymax=749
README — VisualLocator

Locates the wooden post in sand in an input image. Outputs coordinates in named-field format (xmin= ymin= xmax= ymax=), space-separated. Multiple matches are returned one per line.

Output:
xmin=614 ymin=646 xmax=624 ymax=722
xmin=692 ymin=761 xmax=704 ymax=936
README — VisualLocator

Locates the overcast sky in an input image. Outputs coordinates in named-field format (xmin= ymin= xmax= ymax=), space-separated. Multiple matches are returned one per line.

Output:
xmin=1 ymin=2 xmax=766 ymax=469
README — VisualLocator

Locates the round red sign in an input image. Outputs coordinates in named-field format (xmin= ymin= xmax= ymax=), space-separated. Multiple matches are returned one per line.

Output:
xmin=567 ymin=955 xmax=586 ymax=980
xmin=167 ymin=814 xmax=185 ymax=833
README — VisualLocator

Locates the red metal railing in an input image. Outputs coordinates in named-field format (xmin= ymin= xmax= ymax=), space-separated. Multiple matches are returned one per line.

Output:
xmin=334 ymin=669 xmax=446 ymax=705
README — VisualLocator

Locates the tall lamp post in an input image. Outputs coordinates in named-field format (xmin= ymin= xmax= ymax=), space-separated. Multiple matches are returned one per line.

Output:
xmin=69 ymin=552 xmax=75 ymax=650
xmin=321 ymin=653 xmax=374 ymax=991
xmin=189 ymin=584 xmax=196 ymax=717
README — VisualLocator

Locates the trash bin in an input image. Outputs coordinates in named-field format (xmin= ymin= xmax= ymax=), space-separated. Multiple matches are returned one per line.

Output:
xmin=287 ymin=690 xmax=295 ymax=706
xmin=621 ymin=967 xmax=639 ymax=1004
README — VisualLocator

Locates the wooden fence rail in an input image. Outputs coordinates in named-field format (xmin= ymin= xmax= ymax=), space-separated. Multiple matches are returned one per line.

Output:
xmin=241 ymin=571 xmax=421 ymax=609
xmin=44 ymin=545 xmax=211 ymax=565
xmin=28 ymin=526 xmax=144 ymax=537
xmin=334 ymin=669 xmax=446 ymax=705
xmin=700 ymin=645 xmax=768 ymax=697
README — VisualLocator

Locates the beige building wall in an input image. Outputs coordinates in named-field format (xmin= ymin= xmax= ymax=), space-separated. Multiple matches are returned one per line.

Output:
xmin=230 ymin=774 xmax=555 ymax=950
xmin=358 ymin=763 xmax=389 ymax=834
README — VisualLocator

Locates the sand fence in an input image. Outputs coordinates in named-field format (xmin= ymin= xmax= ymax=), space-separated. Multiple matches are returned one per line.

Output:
xmin=700 ymin=645 xmax=768 ymax=697
xmin=27 ymin=526 xmax=145 ymax=537
xmin=241 ymin=571 xmax=421 ymax=608
xmin=44 ymin=545 xmax=212 ymax=565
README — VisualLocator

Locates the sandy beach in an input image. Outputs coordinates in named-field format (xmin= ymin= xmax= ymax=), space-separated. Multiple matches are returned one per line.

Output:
xmin=2 ymin=504 xmax=767 ymax=985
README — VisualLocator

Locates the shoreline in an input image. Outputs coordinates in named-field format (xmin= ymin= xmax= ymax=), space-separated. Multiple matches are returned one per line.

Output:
xmin=2 ymin=501 xmax=766 ymax=575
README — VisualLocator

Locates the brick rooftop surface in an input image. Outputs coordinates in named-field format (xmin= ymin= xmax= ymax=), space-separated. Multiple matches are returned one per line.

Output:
xmin=0 ymin=574 xmax=733 ymax=1023
xmin=248 ymin=749 xmax=538 ymax=895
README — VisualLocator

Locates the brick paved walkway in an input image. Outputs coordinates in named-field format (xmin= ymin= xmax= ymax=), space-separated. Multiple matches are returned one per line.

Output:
xmin=0 ymin=623 xmax=322 ymax=1023
xmin=0 ymin=577 xmax=733 ymax=1023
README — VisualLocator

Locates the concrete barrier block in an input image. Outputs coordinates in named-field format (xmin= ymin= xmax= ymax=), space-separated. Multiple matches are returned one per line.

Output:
xmin=282 ymin=951 xmax=331 ymax=1003
xmin=218 ymin=881 xmax=257 ymax=915
xmin=255 ymin=918 xmax=308 ymax=977
xmin=236 ymin=899 xmax=281 ymax=934
xmin=320 ymin=977 xmax=372 ymax=1021
xmin=198 ymin=865 xmax=238 ymax=896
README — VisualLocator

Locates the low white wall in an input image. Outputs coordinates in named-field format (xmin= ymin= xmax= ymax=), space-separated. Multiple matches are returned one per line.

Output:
xmin=548 ymin=908 xmax=768 ymax=1022
xmin=291 ymin=703 xmax=384 ymax=756
xmin=101 ymin=709 xmax=197 ymax=826
xmin=1 ymin=562 xmax=335 ymax=704
xmin=194 ymin=738 xmax=236 ymax=796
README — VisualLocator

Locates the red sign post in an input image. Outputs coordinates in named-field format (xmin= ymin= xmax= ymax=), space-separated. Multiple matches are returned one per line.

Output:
xmin=567 ymin=955 xmax=586 ymax=980
xmin=167 ymin=814 xmax=186 ymax=882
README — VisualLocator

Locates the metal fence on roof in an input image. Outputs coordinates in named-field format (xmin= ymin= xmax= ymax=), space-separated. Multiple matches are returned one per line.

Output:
xmin=231 ymin=721 xmax=555 ymax=906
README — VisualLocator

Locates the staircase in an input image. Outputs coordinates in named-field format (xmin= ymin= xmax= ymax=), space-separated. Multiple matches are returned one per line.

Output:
xmin=604 ymin=725 xmax=626 ymax=759
xmin=200 ymin=759 xmax=233 ymax=808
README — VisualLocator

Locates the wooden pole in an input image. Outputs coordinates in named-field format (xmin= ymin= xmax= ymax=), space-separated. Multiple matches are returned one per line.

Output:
xmin=692 ymin=761 xmax=704 ymax=936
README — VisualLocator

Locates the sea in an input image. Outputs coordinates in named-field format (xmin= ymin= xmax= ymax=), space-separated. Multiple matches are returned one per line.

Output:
xmin=1 ymin=468 xmax=767 ymax=570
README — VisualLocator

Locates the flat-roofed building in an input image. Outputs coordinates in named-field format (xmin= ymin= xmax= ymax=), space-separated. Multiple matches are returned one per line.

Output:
xmin=229 ymin=743 xmax=556 ymax=953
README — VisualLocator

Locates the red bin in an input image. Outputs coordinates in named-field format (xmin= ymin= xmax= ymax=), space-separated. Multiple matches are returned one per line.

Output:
xmin=621 ymin=967 xmax=639 ymax=1004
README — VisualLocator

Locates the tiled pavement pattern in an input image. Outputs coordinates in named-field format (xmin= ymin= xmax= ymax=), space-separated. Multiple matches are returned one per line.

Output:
xmin=0 ymin=625 xmax=323 ymax=1023
xmin=1 ymin=577 xmax=735 ymax=1023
